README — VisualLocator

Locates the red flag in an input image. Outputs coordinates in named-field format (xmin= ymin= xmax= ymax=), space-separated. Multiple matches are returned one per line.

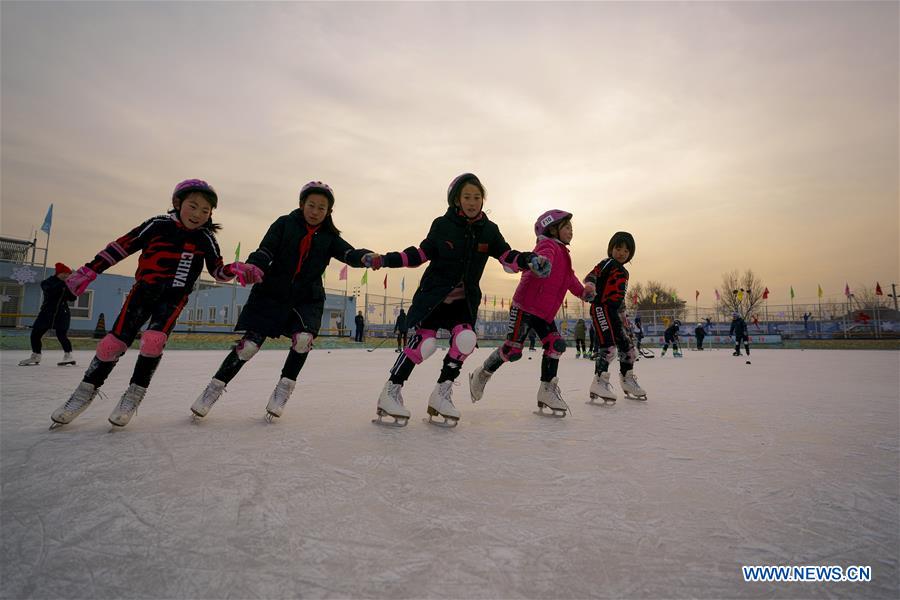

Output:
xmin=714 ymin=289 xmax=720 ymax=301
xmin=876 ymin=282 xmax=883 ymax=296
xmin=501 ymin=298 xmax=505 ymax=309
xmin=695 ymin=290 xmax=699 ymax=300
xmin=844 ymin=283 xmax=851 ymax=297
xmin=763 ymin=287 xmax=769 ymax=300
xmin=383 ymin=273 xmax=388 ymax=289
xmin=339 ymin=264 xmax=348 ymax=281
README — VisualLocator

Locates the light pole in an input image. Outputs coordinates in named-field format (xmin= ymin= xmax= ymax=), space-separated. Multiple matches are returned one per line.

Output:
xmin=888 ymin=283 xmax=899 ymax=312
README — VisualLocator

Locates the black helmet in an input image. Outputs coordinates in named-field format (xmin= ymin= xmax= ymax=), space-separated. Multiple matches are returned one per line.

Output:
xmin=607 ymin=231 xmax=636 ymax=262
xmin=446 ymin=173 xmax=485 ymax=207
xmin=674 ymin=319 xmax=681 ymax=326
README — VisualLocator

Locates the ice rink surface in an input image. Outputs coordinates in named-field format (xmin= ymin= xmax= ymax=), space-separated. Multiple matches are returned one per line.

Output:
xmin=1 ymin=347 xmax=898 ymax=599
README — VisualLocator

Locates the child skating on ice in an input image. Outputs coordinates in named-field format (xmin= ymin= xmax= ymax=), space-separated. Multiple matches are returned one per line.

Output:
xmin=370 ymin=173 xmax=550 ymax=426
xmin=586 ymin=232 xmax=647 ymax=403
xmin=191 ymin=181 xmax=374 ymax=422
xmin=468 ymin=210 xmax=595 ymax=416
xmin=661 ymin=319 xmax=682 ymax=357
xmin=50 ymin=179 xmax=258 ymax=428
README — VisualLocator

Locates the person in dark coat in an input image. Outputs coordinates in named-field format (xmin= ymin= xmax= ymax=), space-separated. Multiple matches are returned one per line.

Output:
xmin=19 ymin=263 xmax=77 ymax=367
xmin=694 ymin=322 xmax=706 ymax=350
xmin=393 ymin=308 xmax=407 ymax=352
xmin=660 ymin=319 xmax=682 ymax=357
xmin=354 ymin=311 xmax=365 ymax=342
xmin=369 ymin=173 xmax=548 ymax=426
xmin=729 ymin=311 xmax=750 ymax=356
xmin=192 ymin=181 xmax=373 ymax=421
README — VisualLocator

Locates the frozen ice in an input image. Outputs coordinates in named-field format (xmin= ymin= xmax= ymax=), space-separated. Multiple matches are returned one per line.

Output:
xmin=1 ymin=347 xmax=898 ymax=598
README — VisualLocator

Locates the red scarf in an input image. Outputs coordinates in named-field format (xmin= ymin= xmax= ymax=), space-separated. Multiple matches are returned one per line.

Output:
xmin=294 ymin=223 xmax=321 ymax=276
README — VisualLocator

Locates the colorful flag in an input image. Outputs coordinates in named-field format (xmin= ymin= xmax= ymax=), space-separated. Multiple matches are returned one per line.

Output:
xmin=762 ymin=287 xmax=769 ymax=300
xmin=234 ymin=242 xmax=241 ymax=261
xmin=817 ymin=284 xmax=823 ymax=298
xmin=501 ymin=298 xmax=505 ymax=309
xmin=40 ymin=204 xmax=53 ymax=234
xmin=714 ymin=289 xmax=720 ymax=301
xmin=652 ymin=293 xmax=657 ymax=304
xmin=789 ymin=287 xmax=794 ymax=299
xmin=383 ymin=273 xmax=388 ymax=289
xmin=493 ymin=296 xmax=497 ymax=307
xmin=844 ymin=283 xmax=850 ymax=297
xmin=339 ymin=264 xmax=348 ymax=281
xmin=875 ymin=282 xmax=883 ymax=296
xmin=695 ymin=290 xmax=699 ymax=301
xmin=737 ymin=290 xmax=744 ymax=301
xmin=361 ymin=269 xmax=368 ymax=285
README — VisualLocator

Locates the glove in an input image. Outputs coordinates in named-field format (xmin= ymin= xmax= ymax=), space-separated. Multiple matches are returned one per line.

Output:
xmin=66 ymin=266 xmax=97 ymax=297
xmin=581 ymin=282 xmax=596 ymax=302
xmin=227 ymin=262 xmax=264 ymax=286
xmin=362 ymin=253 xmax=383 ymax=270
xmin=529 ymin=255 xmax=551 ymax=278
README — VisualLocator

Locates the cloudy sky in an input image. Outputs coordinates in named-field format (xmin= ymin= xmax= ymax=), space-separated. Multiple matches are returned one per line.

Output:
xmin=2 ymin=1 xmax=897 ymax=306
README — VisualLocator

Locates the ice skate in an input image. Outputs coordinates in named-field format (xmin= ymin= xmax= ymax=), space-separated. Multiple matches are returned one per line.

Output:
xmin=620 ymin=371 xmax=647 ymax=401
xmin=373 ymin=381 xmax=410 ymax=427
xmin=733 ymin=350 xmax=741 ymax=356
xmin=468 ymin=366 xmax=492 ymax=403
xmin=660 ymin=348 xmax=667 ymax=357
xmin=588 ymin=372 xmax=617 ymax=405
xmin=426 ymin=380 xmax=460 ymax=427
xmin=265 ymin=377 xmax=296 ymax=422
xmin=535 ymin=377 xmax=569 ymax=417
xmin=57 ymin=352 xmax=76 ymax=366
xmin=108 ymin=383 xmax=147 ymax=427
xmin=673 ymin=350 xmax=683 ymax=358
xmin=18 ymin=353 xmax=41 ymax=366
xmin=50 ymin=381 xmax=99 ymax=429
xmin=191 ymin=378 xmax=226 ymax=418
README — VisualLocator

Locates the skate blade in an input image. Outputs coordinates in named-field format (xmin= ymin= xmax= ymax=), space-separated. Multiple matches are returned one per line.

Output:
xmin=624 ymin=393 xmax=648 ymax=401
xmin=372 ymin=414 xmax=409 ymax=427
xmin=18 ymin=363 xmax=40 ymax=367
xmin=423 ymin=415 xmax=458 ymax=428
xmin=48 ymin=421 xmax=66 ymax=430
xmin=264 ymin=412 xmax=280 ymax=423
xmin=587 ymin=395 xmax=616 ymax=406
xmin=534 ymin=404 xmax=567 ymax=418
xmin=57 ymin=361 xmax=76 ymax=366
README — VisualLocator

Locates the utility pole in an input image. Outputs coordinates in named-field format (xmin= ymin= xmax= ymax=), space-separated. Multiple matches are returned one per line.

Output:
xmin=889 ymin=283 xmax=899 ymax=312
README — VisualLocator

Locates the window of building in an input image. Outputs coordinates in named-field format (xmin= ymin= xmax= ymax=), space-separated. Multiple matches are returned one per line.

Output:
xmin=221 ymin=306 xmax=229 ymax=323
xmin=208 ymin=306 xmax=216 ymax=323
xmin=70 ymin=290 xmax=92 ymax=319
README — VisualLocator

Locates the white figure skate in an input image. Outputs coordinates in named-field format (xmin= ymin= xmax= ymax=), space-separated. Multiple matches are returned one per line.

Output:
xmin=425 ymin=380 xmax=460 ymax=427
xmin=588 ymin=372 xmax=618 ymax=405
xmin=535 ymin=377 xmax=569 ymax=417
xmin=373 ymin=381 xmax=410 ymax=427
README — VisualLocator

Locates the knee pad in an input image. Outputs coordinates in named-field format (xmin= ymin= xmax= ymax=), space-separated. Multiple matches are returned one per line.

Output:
xmin=96 ymin=334 xmax=128 ymax=362
xmin=542 ymin=332 xmax=566 ymax=358
xmin=403 ymin=329 xmax=437 ymax=364
xmin=235 ymin=338 xmax=261 ymax=361
xmin=448 ymin=324 xmax=477 ymax=361
xmin=291 ymin=332 xmax=314 ymax=354
xmin=499 ymin=340 xmax=523 ymax=363
xmin=599 ymin=346 xmax=616 ymax=364
xmin=139 ymin=331 xmax=167 ymax=358
xmin=619 ymin=346 xmax=637 ymax=364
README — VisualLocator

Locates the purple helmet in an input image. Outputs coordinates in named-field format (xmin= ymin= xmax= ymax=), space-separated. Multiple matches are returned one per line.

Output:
xmin=534 ymin=209 xmax=573 ymax=237
xmin=172 ymin=179 xmax=217 ymax=208
xmin=447 ymin=173 xmax=484 ymax=207
xmin=299 ymin=181 xmax=335 ymax=207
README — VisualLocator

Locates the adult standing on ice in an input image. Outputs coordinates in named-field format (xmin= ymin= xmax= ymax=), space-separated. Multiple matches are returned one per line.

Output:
xmin=369 ymin=173 xmax=550 ymax=426
xmin=191 ymin=182 xmax=374 ymax=422
xmin=19 ymin=263 xmax=77 ymax=367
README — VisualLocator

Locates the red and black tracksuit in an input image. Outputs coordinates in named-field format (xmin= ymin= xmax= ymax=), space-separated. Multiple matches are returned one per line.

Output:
xmin=584 ymin=257 xmax=635 ymax=375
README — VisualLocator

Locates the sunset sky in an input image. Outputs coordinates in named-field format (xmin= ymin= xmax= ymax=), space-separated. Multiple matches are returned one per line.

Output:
xmin=2 ymin=1 xmax=897 ymax=307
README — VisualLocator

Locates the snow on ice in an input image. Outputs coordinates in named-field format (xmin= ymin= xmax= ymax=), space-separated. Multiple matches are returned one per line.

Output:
xmin=1 ymin=347 xmax=898 ymax=598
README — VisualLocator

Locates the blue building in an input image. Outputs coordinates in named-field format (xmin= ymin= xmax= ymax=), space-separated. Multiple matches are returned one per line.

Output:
xmin=0 ymin=236 xmax=356 ymax=337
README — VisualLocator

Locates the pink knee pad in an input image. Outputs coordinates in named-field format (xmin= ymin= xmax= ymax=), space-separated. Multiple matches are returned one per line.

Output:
xmin=448 ymin=324 xmax=477 ymax=361
xmin=542 ymin=332 xmax=567 ymax=358
xmin=499 ymin=340 xmax=523 ymax=362
xmin=403 ymin=329 xmax=437 ymax=364
xmin=139 ymin=331 xmax=167 ymax=357
xmin=96 ymin=334 xmax=128 ymax=362
xmin=291 ymin=332 xmax=314 ymax=353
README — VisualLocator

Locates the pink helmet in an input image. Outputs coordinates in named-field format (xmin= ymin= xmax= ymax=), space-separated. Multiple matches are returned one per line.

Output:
xmin=534 ymin=209 xmax=572 ymax=237
xmin=173 ymin=179 xmax=217 ymax=208
xmin=299 ymin=181 xmax=335 ymax=207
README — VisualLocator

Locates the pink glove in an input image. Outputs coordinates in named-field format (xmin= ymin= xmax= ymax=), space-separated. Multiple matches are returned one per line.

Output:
xmin=581 ymin=282 xmax=596 ymax=302
xmin=227 ymin=262 xmax=264 ymax=286
xmin=66 ymin=266 xmax=97 ymax=297
xmin=362 ymin=253 xmax=383 ymax=270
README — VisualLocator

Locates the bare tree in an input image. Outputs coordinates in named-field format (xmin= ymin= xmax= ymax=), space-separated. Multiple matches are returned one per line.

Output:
xmin=849 ymin=285 xmax=890 ymax=311
xmin=630 ymin=280 xmax=686 ymax=318
xmin=718 ymin=270 xmax=765 ymax=319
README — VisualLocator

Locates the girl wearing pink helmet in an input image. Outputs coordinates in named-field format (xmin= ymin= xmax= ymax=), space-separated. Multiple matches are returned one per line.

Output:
xmin=49 ymin=179 xmax=260 ymax=429
xmin=469 ymin=209 xmax=595 ymax=416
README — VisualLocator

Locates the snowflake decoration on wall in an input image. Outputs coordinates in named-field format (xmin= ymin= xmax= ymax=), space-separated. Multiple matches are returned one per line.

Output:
xmin=0 ymin=294 xmax=10 ymax=304
xmin=11 ymin=266 xmax=37 ymax=285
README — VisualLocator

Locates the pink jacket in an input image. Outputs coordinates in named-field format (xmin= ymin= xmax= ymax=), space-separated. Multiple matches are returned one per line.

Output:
xmin=512 ymin=237 xmax=585 ymax=322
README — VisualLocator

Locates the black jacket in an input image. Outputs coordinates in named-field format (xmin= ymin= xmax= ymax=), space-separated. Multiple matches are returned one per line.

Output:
xmin=729 ymin=317 xmax=747 ymax=337
xmin=238 ymin=209 xmax=370 ymax=337
xmin=394 ymin=311 xmax=407 ymax=333
xmin=383 ymin=208 xmax=534 ymax=329
xmin=38 ymin=276 xmax=75 ymax=321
